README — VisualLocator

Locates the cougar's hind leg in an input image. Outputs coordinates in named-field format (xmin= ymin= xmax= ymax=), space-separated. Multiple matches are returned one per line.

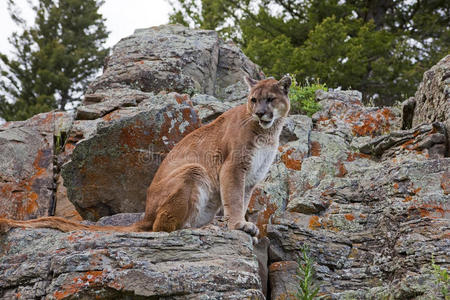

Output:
xmin=151 ymin=164 xmax=211 ymax=232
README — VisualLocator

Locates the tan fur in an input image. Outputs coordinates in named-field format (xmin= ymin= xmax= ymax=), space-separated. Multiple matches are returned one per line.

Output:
xmin=0 ymin=76 xmax=291 ymax=237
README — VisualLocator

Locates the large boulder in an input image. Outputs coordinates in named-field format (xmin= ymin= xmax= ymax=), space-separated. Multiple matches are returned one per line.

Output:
xmin=0 ymin=225 xmax=263 ymax=299
xmin=0 ymin=112 xmax=71 ymax=220
xmin=86 ymin=24 xmax=262 ymax=102
xmin=410 ymin=55 xmax=450 ymax=155
xmin=62 ymin=93 xmax=201 ymax=220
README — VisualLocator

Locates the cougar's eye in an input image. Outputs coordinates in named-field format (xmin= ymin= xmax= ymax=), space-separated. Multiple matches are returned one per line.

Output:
xmin=251 ymin=97 xmax=257 ymax=103
xmin=267 ymin=97 xmax=274 ymax=103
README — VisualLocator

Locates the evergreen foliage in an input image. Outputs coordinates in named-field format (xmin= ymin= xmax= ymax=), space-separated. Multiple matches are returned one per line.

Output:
xmin=0 ymin=0 xmax=109 ymax=121
xmin=289 ymin=78 xmax=326 ymax=116
xmin=296 ymin=246 xmax=320 ymax=300
xmin=169 ymin=0 xmax=450 ymax=105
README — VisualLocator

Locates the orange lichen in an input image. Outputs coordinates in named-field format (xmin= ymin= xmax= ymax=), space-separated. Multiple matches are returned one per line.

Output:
xmin=248 ymin=188 xmax=269 ymax=213
xmin=350 ymin=108 xmax=394 ymax=137
xmin=400 ymin=139 xmax=415 ymax=149
xmin=280 ymin=148 xmax=302 ymax=170
xmin=53 ymin=271 xmax=105 ymax=300
xmin=344 ymin=214 xmax=355 ymax=221
xmin=308 ymin=216 xmax=322 ymax=230
xmin=256 ymin=202 xmax=278 ymax=237
xmin=102 ymin=111 xmax=122 ymax=122
xmin=316 ymin=115 xmax=330 ymax=124
xmin=403 ymin=196 xmax=413 ymax=202
xmin=408 ymin=204 xmax=448 ymax=219
xmin=336 ymin=160 xmax=347 ymax=177
xmin=173 ymin=93 xmax=190 ymax=105
xmin=310 ymin=141 xmax=321 ymax=156
xmin=67 ymin=232 xmax=83 ymax=243
xmin=121 ymin=263 xmax=134 ymax=269
xmin=269 ymin=261 xmax=298 ymax=272
xmin=119 ymin=119 xmax=153 ymax=149
xmin=1 ymin=147 xmax=52 ymax=220
xmin=346 ymin=152 xmax=371 ymax=161
xmin=248 ymin=188 xmax=277 ymax=237
xmin=393 ymin=183 xmax=399 ymax=189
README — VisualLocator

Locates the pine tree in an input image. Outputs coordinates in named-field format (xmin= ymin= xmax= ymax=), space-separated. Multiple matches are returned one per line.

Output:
xmin=0 ymin=0 xmax=109 ymax=121
xmin=169 ymin=0 xmax=449 ymax=105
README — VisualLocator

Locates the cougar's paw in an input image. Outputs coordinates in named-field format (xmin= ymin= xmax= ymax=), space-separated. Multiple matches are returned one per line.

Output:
xmin=234 ymin=221 xmax=259 ymax=237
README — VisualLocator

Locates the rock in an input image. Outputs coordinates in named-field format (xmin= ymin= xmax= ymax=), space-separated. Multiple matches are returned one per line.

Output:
xmin=54 ymin=175 xmax=82 ymax=221
xmin=94 ymin=212 xmax=144 ymax=226
xmin=215 ymin=43 xmax=264 ymax=101
xmin=266 ymin=156 xmax=450 ymax=297
xmin=313 ymin=89 xmax=402 ymax=140
xmin=62 ymin=93 xmax=202 ymax=220
xmin=254 ymin=237 xmax=270 ymax=298
xmin=359 ymin=122 xmax=448 ymax=160
xmin=269 ymin=261 xmax=298 ymax=300
xmin=0 ymin=112 xmax=68 ymax=220
xmin=412 ymin=54 xmax=450 ymax=155
xmin=0 ymin=226 xmax=264 ymax=299
xmin=191 ymin=94 xmax=237 ymax=123
xmin=401 ymin=97 xmax=415 ymax=130
xmin=86 ymin=24 xmax=262 ymax=98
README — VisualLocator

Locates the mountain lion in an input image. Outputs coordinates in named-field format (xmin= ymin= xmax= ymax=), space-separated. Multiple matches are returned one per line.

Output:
xmin=0 ymin=75 xmax=292 ymax=239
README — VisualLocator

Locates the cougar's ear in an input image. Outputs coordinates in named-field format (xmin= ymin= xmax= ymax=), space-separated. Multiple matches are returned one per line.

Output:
xmin=244 ymin=76 xmax=258 ymax=89
xmin=278 ymin=75 xmax=292 ymax=95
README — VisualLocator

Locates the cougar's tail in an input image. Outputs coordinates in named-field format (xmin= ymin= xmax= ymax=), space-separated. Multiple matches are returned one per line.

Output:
xmin=0 ymin=216 xmax=149 ymax=233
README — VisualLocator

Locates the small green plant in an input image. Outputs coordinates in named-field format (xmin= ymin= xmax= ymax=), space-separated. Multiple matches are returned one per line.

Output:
xmin=54 ymin=131 xmax=68 ymax=155
xmin=289 ymin=78 xmax=327 ymax=117
xmin=431 ymin=255 xmax=449 ymax=299
xmin=296 ymin=246 xmax=320 ymax=300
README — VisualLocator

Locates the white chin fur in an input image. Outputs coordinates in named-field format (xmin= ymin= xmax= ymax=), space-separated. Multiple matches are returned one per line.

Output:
xmin=259 ymin=120 xmax=274 ymax=129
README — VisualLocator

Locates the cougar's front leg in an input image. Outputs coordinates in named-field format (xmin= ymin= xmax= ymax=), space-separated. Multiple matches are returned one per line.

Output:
xmin=219 ymin=160 xmax=259 ymax=237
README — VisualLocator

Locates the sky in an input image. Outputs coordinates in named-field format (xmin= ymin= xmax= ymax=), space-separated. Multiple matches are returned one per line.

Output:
xmin=0 ymin=0 xmax=173 ymax=55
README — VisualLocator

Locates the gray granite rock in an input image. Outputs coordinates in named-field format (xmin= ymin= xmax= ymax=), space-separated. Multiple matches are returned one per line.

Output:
xmin=0 ymin=226 xmax=263 ymax=299
xmin=412 ymin=55 xmax=450 ymax=156
xmin=86 ymin=24 xmax=262 ymax=99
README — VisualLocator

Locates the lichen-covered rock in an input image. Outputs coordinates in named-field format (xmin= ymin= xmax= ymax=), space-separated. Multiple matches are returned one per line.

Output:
xmin=359 ymin=122 xmax=448 ymax=160
xmin=62 ymin=93 xmax=201 ymax=220
xmin=86 ymin=24 xmax=262 ymax=99
xmin=266 ymin=149 xmax=449 ymax=297
xmin=313 ymin=89 xmax=402 ymax=139
xmin=241 ymin=88 xmax=449 ymax=298
xmin=412 ymin=54 xmax=450 ymax=155
xmin=0 ymin=112 xmax=70 ymax=220
xmin=0 ymin=226 xmax=263 ymax=299
xmin=269 ymin=261 xmax=298 ymax=300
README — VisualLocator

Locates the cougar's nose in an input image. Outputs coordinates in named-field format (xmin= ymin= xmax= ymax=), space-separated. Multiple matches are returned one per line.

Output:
xmin=256 ymin=112 xmax=265 ymax=119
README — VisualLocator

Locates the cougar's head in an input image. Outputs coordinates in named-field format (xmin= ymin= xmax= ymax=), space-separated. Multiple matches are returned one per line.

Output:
xmin=245 ymin=75 xmax=291 ymax=129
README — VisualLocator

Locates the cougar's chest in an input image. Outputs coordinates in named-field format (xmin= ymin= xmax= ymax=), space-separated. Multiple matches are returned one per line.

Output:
xmin=245 ymin=146 xmax=277 ymax=188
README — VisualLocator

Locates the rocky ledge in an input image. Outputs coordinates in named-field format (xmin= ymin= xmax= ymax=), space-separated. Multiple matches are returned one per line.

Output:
xmin=0 ymin=224 xmax=262 ymax=299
